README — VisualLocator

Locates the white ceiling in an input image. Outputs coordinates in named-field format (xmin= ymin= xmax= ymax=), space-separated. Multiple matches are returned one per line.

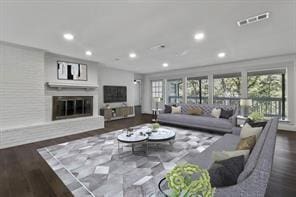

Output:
xmin=1 ymin=0 xmax=296 ymax=73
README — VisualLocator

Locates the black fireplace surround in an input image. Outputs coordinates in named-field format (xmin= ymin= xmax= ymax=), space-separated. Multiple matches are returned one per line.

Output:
xmin=52 ymin=96 xmax=93 ymax=120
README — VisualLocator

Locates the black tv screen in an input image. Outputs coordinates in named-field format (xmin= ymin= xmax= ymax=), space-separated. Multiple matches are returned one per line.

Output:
xmin=103 ymin=86 xmax=127 ymax=103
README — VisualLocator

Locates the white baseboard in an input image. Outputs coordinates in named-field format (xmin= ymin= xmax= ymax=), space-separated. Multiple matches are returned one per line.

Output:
xmin=278 ymin=122 xmax=296 ymax=132
xmin=0 ymin=116 xmax=105 ymax=149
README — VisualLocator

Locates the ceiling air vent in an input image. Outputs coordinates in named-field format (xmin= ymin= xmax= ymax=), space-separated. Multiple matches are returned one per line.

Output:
xmin=150 ymin=44 xmax=166 ymax=50
xmin=237 ymin=12 xmax=270 ymax=27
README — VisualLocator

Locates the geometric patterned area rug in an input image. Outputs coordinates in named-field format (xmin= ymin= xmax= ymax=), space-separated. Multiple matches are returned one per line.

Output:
xmin=38 ymin=124 xmax=221 ymax=197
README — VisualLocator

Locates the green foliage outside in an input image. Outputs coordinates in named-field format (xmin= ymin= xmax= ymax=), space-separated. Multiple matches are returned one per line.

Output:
xmin=214 ymin=77 xmax=241 ymax=97
xmin=248 ymin=74 xmax=282 ymax=98
xmin=187 ymin=79 xmax=209 ymax=97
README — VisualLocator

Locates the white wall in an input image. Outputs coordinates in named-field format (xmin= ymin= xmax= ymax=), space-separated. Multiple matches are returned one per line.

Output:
xmin=44 ymin=53 xmax=137 ymax=116
xmin=142 ymin=54 xmax=296 ymax=130
xmin=44 ymin=52 xmax=99 ymax=120
xmin=0 ymin=43 xmax=108 ymax=148
xmin=0 ymin=42 xmax=46 ymax=129
xmin=97 ymin=66 xmax=135 ymax=109
xmin=134 ymin=73 xmax=144 ymax=107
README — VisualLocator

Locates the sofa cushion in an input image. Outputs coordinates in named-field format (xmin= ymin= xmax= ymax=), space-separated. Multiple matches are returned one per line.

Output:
xmin=183 ymin=134 xmax=240 ymax=169
xmin=208 ymin=155 xmax=245 ymax=187
xmin=180 ymin=103 xmax=236 ymax=117
xmin=171 ymin=106 xmax=181 ymax=114
xmin=187 ymin=107 xmax=203 ymax=115
xmin=211 ymin=108 xmax=221 ymax=118
xmin=240 ymin=123 xmax=262 ymax=139
xmin=164 ymin=105 xmax=172 ymax=113
xmin=236 ymin=135 xmax=256 ymax=151
xmin=220 ymin=108 xmax=234 ymax=119
xmin=237 ymin=120 xmax=272 ymax=183
xmin=159 ymin=114 xmax=233 ymax=130
xmin=212 ymin=150 xmax=250 ymax=162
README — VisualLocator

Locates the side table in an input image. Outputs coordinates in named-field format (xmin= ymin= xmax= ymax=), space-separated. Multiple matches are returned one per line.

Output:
xmin=236 ymin=115 xmax=247 ymax=127
xmin=152 ymin=108 xmax=162 ymax=122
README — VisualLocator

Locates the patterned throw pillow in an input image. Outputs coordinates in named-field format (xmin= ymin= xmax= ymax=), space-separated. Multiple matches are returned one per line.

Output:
xmin=187 ymin=107 xmax=203 ymax=116
xmin=219 ymin=108 xmax=234 ymax=119
xmin=171 ymin=106 xmax=181 ymax=114
xmin=236 ymin=135 xmax=256 ymax=150
xmin=208 ymin=155 xmax=245 ymax=187
xmin=211 ymin=108 xmax=221 ymax=118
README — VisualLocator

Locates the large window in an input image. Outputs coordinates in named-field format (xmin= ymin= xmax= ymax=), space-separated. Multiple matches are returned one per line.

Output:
xmin=152 ymin=80 xmax=163 ymax=99
xmin=151 ymin=80 xmax=164 ymax=109
xmin=187 ymin=76 xmax=208 ymax=104
xmin=248 ymin=69 xmax=286 ymax=119
xmin=167 ymin=79 xmax=183 ymax=104
xmin=151 ymin=68 xmax=288 ymax=120
xmin=213 ymin=73 xmax=241 ymax=106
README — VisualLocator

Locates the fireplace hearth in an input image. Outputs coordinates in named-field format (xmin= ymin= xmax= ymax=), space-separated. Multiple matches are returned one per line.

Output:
xmin=52 ymin=96 xmax=93 ymax=120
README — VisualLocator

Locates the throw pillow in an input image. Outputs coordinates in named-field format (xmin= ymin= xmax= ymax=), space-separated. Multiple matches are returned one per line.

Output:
xmin=212 ymin=149 xmax=250 ymax=162
xmin=171 ymin=106 xmax=181 ymax=114
xmin=211 ymin=108 xmax=221 ymax=118
xmin=236 ymin=135 xmax=256 ymax=150
xmin=219 ymin=108 xmax=234 ymax=119
xmin=240 ymin=123 xmax=262 ymax=139
xmin=164 ymin=105 xmax=172 ymax=113
xmin=187 ymin=107 xmax=203 ymax=116
xmin=208 ymin=155 xmax=245 ymax=187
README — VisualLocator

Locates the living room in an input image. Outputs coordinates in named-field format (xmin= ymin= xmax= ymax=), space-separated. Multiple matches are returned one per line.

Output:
xmin=0 ymin=1 xmax=295 ymax=197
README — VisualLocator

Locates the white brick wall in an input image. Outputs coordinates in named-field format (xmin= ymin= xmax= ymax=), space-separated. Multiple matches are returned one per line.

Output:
xmin=0 ymin=43 xmax=105 ymax=148
xmin=0 ymin=116 xmax=104 ymax=149
xmin=0 ymin=42 xmax=46 ymax=128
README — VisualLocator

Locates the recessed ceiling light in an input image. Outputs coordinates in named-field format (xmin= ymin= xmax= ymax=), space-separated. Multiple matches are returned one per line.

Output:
xmin=194 ymin=32 xmax=205 ymax=40
xmin=63 ymin=33 xmax=74 ymax=41
xmin=218 ymin=52 xmax=226 ymax=58
xmin=129 ymin=52 xmax=137 ymax=58
xmin=85 ymin=50 xmax=92 ymax=56
xmin=162 ymin=62 xmax=169 ymax=67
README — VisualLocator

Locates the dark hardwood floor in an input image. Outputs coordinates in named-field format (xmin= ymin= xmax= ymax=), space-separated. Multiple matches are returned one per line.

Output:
xmin=0 ymin=114 xmax=295 ymax=197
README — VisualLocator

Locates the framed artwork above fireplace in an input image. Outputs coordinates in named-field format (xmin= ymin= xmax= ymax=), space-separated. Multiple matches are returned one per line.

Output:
xmin=57 ymin=61 xmax=87 ymax=81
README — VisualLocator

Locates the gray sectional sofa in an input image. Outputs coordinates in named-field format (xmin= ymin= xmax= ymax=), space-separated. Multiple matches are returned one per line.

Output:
xmin=182 ymin=118 xmax=278 ymax=197
xmin=158 ymin=103 xmax=238 ymax=133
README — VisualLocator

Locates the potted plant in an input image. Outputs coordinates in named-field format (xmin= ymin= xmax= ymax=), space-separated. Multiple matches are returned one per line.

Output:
xmin=248 ymin=111 xmax=264 ymax=122
xmin=247 ymin=112 xmax=267 ymax=127
xmin=159 ymin=163 xmax=215 ymax=197
xmin=150 ymin=123 xmax=160 ymax=132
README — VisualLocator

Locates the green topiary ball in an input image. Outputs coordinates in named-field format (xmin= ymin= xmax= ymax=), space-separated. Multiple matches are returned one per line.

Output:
xmin=165 ymin=163 xmax=215 ymax=197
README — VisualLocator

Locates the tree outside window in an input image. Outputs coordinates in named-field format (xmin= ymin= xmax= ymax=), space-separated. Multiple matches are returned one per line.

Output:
xmin=187 ymin=77 xmax=208 ymax=104
xmin=213 ymin=73 xmax=241 ymax=106
xmin=248 ymin=70 xmax=286 ymax=119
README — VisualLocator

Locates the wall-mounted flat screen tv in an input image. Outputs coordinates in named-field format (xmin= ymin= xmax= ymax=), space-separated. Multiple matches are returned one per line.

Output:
xmin=103 ymin=86 xmax=127 ymax=103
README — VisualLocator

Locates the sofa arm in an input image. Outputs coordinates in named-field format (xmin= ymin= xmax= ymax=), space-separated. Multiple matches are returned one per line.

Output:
xmin=158 ymin=109 xmax=165 ymax=114
xmin=228 ymin=108 xmax=239 ymax=127
xmin=232 ymin=127 xmax=241 ymax=136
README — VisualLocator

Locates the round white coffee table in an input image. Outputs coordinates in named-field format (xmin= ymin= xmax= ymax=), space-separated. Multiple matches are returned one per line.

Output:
xmin=148 ymin=127 xmax=176 ymax=142
xmin=117 ymin=126 xmax=176 ymax=154
xmin=117 ymin=132 xmax=148 ymax=153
